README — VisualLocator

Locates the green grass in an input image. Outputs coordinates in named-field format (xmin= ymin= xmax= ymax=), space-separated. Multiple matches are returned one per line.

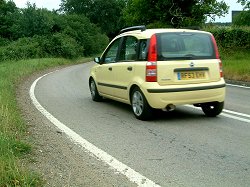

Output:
xmin=0 ymin=58 xmax=91 ymax=186
xmin=220 ymin=49 xmax=250 ymax=82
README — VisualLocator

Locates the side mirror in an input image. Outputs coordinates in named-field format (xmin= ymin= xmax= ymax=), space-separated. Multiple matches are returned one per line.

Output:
xmin=94 ymin=57 xmax=101 ymax=64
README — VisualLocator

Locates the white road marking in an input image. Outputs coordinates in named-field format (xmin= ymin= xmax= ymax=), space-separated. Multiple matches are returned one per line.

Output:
xmin=30 ymin=71 xmax=161 ymax=187
xmin=226 ymin=83 xmax=250 ymax=89
xmin=223 ymin=109 xmax=250 ymax=118
xmin=220 ymin=113 xmax=250 ymax=123
xmin=186 ymin=105 xmax=250 ymax=124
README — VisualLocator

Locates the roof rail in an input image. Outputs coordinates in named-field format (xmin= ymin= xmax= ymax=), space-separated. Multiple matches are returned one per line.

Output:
xmin=119 ymin=25 xmax=146 ymax=34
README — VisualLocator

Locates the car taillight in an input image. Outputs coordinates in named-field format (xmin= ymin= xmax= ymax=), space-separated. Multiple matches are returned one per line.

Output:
xmin=219 ymin=60 xmax=223 ymax=77
xmin=146 ymin=34 xmax=157 ymax=82
xmin=146 ymin=62 xmax=157 ymax=82
xmin=211 ymin=34 xmax=223 ymax=77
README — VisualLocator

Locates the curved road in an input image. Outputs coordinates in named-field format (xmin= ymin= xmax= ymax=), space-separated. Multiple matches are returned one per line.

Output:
xmin=32 ymin=62 xmax=250 ymax=187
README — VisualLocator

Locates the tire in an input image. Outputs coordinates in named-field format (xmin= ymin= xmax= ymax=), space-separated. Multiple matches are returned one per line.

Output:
xmin=89 ymin=78 xmax=102 ymax=102
xmin=201 ymin=102 xmax=224 ymax=117
xmin=131 ymin=87 xmax=153 ymax=120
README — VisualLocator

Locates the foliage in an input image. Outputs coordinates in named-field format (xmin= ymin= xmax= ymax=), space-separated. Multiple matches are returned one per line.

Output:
xmin=0 ymin=1 xmax=109 ymax=61
xmin=237 ymin=0 xmax=250 ymax=10
xmin=60 ymin=14 xmax=109 ymax=56
xmin=0 ymin=36 xmax=10 ymax=46
xmin=60 ymin=0 xmax=126 ymax=37
xmin=206 ymin=26 xmax=250 ymax=50
xmin=233 ymin=10 xmax=250 ymax=26
xmin=0 ymin=31 xmax=108 ymax=61
xmin=11 ymin=3 xmax=54 ymax=39
xmin=0 ymin=0 xmax=19 ymax=39
xmin=123 ymin=0 xmax=229 ymax=28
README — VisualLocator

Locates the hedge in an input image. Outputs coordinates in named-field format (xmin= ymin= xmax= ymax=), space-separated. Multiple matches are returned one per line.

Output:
xmin=206 ymin=27 xmax=250 ymax=50
xmin=0 ymin=33 xmax=108 ymax=62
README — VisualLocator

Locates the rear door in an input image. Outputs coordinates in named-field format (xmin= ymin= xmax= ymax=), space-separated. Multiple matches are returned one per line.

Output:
xmin=156 ymin=32 xmax=221 ymax=86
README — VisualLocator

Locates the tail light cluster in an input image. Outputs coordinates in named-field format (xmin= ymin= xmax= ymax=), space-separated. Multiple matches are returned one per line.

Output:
xmin=146 ymin=34 xmax=157 ymax=82
xmin=211 ymin=35 xmax=223 ymax=78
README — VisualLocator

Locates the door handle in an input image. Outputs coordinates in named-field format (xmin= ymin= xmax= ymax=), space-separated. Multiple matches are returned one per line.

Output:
xmin=108 ymin=67 xmax=112 ymax=71
xmin=127 ymin=66 xmax=133 ymax=71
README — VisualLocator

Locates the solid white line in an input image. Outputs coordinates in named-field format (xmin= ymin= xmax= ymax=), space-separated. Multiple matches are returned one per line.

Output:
xmin=226 ymin=83 xmax=250 ymax=89
xmin=223 ymin=109 xmax=250 ymax=118
xmin=220 ymin=113 xmax=250 ymax=123
xmin=30 ymin=71 xmax=161 ymax=187
xmin=185 ymin=105 xmax=250 ymax=124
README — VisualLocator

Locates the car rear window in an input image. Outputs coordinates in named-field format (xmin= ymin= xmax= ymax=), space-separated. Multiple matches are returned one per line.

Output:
xmin=157 ymin=32 xmax=216 ymax=60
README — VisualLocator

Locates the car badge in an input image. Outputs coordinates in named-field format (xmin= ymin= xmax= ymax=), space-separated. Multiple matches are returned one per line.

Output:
xmin=190 ymin=62 xmax=194 ymax=67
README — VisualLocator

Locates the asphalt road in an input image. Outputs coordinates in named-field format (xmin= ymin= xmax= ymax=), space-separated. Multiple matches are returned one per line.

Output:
xmin=33 ymin=62 xmax=250 ymax=187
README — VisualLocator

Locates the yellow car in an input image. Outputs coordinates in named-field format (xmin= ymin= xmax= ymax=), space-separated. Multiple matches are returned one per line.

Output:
xmin=89 ymin=26 xmax=225 ymax=120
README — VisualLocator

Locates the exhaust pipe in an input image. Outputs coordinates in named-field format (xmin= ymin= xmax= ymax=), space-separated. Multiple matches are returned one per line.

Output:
xmin=163 ymin=104 xmax=176 ymax=112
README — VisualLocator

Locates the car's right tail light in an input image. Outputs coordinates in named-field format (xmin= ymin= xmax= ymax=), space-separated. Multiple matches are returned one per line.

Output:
xmin=146 ymin=34 xmax=157 ymax=82
xmin=211 ymin=34 xmax=223 ymax=77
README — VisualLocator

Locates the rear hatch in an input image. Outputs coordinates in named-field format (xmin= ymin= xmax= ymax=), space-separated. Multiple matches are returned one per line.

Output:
xmin=155 ymin=32 xmax=222 ymax=86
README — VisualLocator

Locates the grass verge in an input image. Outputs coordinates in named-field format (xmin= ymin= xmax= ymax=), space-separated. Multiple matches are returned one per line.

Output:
xmin=0 ymin=58 xmax=91 ymax=186
xmin=221 ymin=49 xmax=250 ymax=82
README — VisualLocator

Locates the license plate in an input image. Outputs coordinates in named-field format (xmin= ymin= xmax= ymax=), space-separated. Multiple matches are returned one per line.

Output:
xmin=177 ymin=71 xmax=205 ymax=80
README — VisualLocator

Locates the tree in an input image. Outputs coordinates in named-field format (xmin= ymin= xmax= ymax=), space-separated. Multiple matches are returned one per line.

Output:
xmin=237 ymin=0 xmax=250 ymax=10
xmin=0 ymin=0 xmax=18 ymax=39
xmin=60 ymin=0 xmax=126 ymax=37
xmin=12 ymin=3 xmax=54 ymax=39
xmin=123 ymin=0 xmax=229 ymax=28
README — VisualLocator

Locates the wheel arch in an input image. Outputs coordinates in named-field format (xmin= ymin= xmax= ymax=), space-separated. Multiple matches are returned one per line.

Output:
xmin=129 ymin=84 xmax=140 ymax=104
xmin=89 ymin=76 xmax=96 ymax=86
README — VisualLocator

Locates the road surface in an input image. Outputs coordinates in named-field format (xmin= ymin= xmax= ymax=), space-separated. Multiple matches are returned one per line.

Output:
xmin=30 ymin=62 xmax=250 ymax=187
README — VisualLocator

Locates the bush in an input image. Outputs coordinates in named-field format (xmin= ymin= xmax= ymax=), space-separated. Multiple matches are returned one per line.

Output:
xmin=0 ymin=37 xmax=10 ymax=47
xmin=0 ymin=31 xmax=108 ymax=62
xmin=0 ymin=37 xmax=41 ymax=61
xmin=0 ymin=13 xmax=109 ymax=62
xmin=0 ymin=35 xmax=80 ymax=61
xmin=206 ymin=26 xmax=250 ymax=50
xmin=49 ymin=33 xmax=83 ymax=59
xmin=61 ymin=14 xmax=109 ymax=56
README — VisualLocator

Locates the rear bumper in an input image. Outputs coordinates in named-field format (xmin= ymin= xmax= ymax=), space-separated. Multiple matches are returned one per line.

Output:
xmin=141 ymin=79 xmax=226 ymax=109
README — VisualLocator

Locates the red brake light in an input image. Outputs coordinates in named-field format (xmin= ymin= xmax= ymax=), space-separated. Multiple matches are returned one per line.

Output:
xmin=148 ymin=34 xmax=157 ymax=61
xmin=211 ymin=35 xmax=223 ymax=77
xmin=146 ymin=34 xmax=157 ymax=82
xmin=211 ymin=34 xmax=220 ymax=59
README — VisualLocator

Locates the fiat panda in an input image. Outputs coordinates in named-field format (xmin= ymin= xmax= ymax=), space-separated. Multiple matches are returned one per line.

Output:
xmin=89 ymin=26 xmax=225 ymax=120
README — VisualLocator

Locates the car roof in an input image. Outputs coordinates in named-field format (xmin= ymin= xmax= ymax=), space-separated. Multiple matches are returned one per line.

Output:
xmin=116 ymin=28 xmax=211 ymax=40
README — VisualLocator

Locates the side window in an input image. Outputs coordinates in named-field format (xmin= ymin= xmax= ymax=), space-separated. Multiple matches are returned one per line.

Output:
xmin=138 ymin=39 xmax=148 ymax=60
xmin=103 ymin=38 xmax=121 ymax=64
xmin=119 ymin=36 xmax=138 ymax=61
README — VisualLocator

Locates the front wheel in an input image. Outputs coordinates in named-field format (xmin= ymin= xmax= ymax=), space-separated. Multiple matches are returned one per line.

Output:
xmin=131 ymin=87 xmax=153 ymax=120
xmin=201 ymin=102 xmax=224 ymax=117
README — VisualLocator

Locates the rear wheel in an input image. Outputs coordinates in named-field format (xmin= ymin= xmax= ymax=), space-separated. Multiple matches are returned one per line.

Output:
xmin=201 ymin=102 xmax=224 ymax=117
xmin=89 ymin=78 xmax=102 ymax=102
xmin=131 ymin=87 xmax=153 ymax=120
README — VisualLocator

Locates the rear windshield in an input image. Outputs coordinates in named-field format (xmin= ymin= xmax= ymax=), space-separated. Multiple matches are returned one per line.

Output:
xmin=157 ymin=32 xmax=216 ymax=60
